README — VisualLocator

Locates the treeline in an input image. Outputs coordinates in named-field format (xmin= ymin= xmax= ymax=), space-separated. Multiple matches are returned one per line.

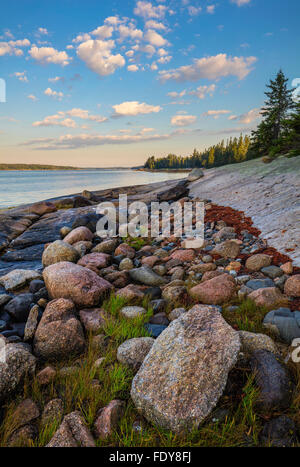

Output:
xmin=0 ymin=164 xmax=78 ymax=170
xmin=144 ymin=69 xmax=299 ymax=170
xmin=145 ymin=135 xmax=252 ymax=170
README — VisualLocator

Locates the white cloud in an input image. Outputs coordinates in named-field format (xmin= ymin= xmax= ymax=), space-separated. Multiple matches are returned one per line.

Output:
xmin=159 ymin=54 xmax=257 ymax=82
xmin=207 ymin=5 xmax=216 ymax=14
xmin=231 ymin=0 xmax=251 ymax=5
xmin=44 ymin=87 xmax=64 ymax=100
xmin=203 ymin=110 xmax=231 ymax=119
xmin=65 ymin=108 xmax=107 ymax=123
xmin=104 ymin=16 xmax=122 ymax=26
xmin=151 ymin=62 xmax=158 ymax=70
xmin=33 ymin=114 xmax=76 ymax=128
xmin=189 ymin=84 xmax=216 ymax=99
xmin=91 ymin=25 xmax=114 ymax=39
xmin=128 ymin=64 xmax=139 ymax=72
xmin=77 ymin=39 xmax=125 ymax=76
xmin=171 ymin=114 xmax=197 ymax=126
xmin=157 ymin=55 xmax=172 ymax=64
xmin=48 ymin=76 xmax=65 ymax=83
xmin=144 ymin=29 xmax=168 ymax=47
xmin=29 ymin=46 xmax=71 ymax=66
xmin=119 ymin=24 xmax=143 ymax=41
xmin=188 ymin=6 xmax=202 ymax=16
xmin=134 ymin=1 xmax=167 ymax=20
xmin=33 ymin=109 xmax=107 ymax=127
xmin=167 ymin=89 xmax=186 ymax=98
xmin=27 ymin=94 xmax=38 ymax=101
xmin=72 ymin=33 xmax=91 ymax=44
xmin=112 ymin=101 xmax=162 ymax=116
xmin=22 ymin=130 xmax=172 ymax=150
xmin=228 ymin=108 xmax=261 ymax=124
xmin=12 ymin=71 xmax=28 ymax=82
xmin=145 ymin=20 xmax=166 ymax=30
xmin=0 ymin=38 xmax=30 ymax=57
xmin=125 ymin=50 xmax=134 ymax=57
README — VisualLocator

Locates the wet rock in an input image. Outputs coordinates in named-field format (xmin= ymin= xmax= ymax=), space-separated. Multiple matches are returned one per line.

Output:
xmin=47 ymin=411 xmax=95 ymax=447
xmin=131 ymin=305 xmax=240 ymax=432
xmin=117 ymin=337 xmax=155 ymax=370
xmin=189 ymin=274 xmax=236 ymax=305
xmin=4 ymin=293 xmax=34 ymax=322
xmin=150 ymin=299 xmax=167 ymax=314
xmin=261 ymin=265 xmax=284 ymax=279
xmin=238 ymin=330 xmax=277 ymax=355
xmin=144 ymin=324 xmax=167 ymax=338
xmin=248 ymin=287 xmax=287 ymax=309
xmin=120 ymin=306 xmax=147 ymax=319
xmin=250 ymin=350 xmax=294 ymax=412
xmin=0 ymin=343 xmax=36 ymax=401
xmin=63 ymin=226 xmax=93 ymax=245
xmin=245 ymin=254 xmax=272 ymax=272
xmin=191 ymin=263 xmax=217 ymax=274
xmin=71 ymin=212 xmax=100 ymax=232
xmin=149 ymin=312 xmax=169 ymax=326
xmin=158 ymin=183 xmax=188 ymax=202
xmin=144 ymin=286 xmax=162 ymax=300
xmin=0 ymin=269 xmax=42 ymax=291
xmin=79 ymin=308 xmax=108 ymax=333
xmin=72 ymin=240 xmax=92 ymax=257
xmin=0 ymin=294 xmax=12 ymax=306
xmin=284 ymin=275 xmax=300 ymax=297
xmin=129 ymin=266 xmax=166 ymax=286
xmin=33 ymin=298 xmax=85 ymax=361
xmin=43 ymin=261 xmax=113 ymax=308
xmin=60 ymin=226 xmax=72 ymax=238
xmin=260 ymin=416 xmax=296 ymax=447
xmin=94 ymin=400 xmax=125 ymax=440
xmin=29 ymin=201 xmax=57 ymax=216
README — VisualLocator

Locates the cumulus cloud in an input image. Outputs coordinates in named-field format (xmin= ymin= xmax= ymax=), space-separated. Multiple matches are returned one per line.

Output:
xmin=128 ymin=64 xmax=139 ymax=72
xmin=38 ymin=27 xmax=48 ymax=35
xmin=0 ymin=38 xmax=30 ymax=57
xmin=159 ymin=54 xmax=257 ymax=82
xmin=207 ymin=5 xmax=216 ymax=14
xmin=144 ymin=29 xmax=168 ymax=47
xmin=189 ymin=84 xmax=216 ymax=99
xmin=145 ymin=20 xmax=166 ymax=30
xmin=44 ymin=88 xmax=64 ymax=100
xmin=167 ymin=90 xmax=186 ymax=98
xmin=134 ymin=1 xmax=167 ymax=20
xmin=171 ymin=114 xmax=197 ymax=126
xmin=48 ymin=76 xmax=65 ymax=83
xmin=72 ymin=33 xmax=92 ymax=44
xmin=203 ymin=110 xmax=231 ymax=119
xmin=77 ymin=39 xmax=125 ymax=76
xmin=33 ymin=114 xmax=76 ymax=128
xmin=228 ymin=108 xmax=261 ymax=124
xmin=91 ymin=25 xmax=114 ymax=39
xmin=29 ymin=46 xmax=71 ymax=66
xmin=119 ymin=24 xmax=143 ymax=41
xmin=112 ymin=101 xmax=162 ymax=116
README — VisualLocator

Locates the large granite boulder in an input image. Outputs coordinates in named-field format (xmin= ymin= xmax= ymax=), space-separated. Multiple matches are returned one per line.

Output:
xmin=43 ymin=261 xmax=113 ymax=307
xmin=188 ymin=168 xmax=204 ymax=182
xmin=131 ymin=305 xmax=240 ymax=433
xmin=284 ymin=275 xmax=300 ymax=297
xmin=0 ymin=269 xmax=42 ymax=291
xmin=33 ymin=298 xmax=85 ymax=361
xmin=63 ymin=226 xmax=93 ymax=245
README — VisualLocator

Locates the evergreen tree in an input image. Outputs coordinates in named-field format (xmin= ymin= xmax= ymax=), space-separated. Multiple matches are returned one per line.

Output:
xmin=251 ymin=70 xmax=294 ymax=155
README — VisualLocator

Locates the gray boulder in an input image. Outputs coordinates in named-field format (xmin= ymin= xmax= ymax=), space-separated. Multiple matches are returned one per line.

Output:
xmin=129 ymin=266 xmax=166 ymax=286
xmin=117 ymin=337 xmax=155 ymax=370
xmin=42 ymin=240 xmax=80 ymax=267
xmin=187 ymin=168 xmax=204 ymax=182
xmin=131 ymin=305 xmax=240 ymax=432
xmin=263 ymin=308 xmax=300 ymax=344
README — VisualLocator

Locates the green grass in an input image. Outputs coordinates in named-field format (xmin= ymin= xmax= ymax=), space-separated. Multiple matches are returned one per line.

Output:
xmin=0 ymin=293 xmax=299 ymax=447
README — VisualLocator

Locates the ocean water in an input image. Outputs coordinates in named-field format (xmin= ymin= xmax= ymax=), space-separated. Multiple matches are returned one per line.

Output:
xmin=0 ymin=169 xmax=185 ymax=208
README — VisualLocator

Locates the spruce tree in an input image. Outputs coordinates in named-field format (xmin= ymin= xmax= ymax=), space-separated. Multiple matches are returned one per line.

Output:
xmin=251 ymin=69 xmax=294 ymax=156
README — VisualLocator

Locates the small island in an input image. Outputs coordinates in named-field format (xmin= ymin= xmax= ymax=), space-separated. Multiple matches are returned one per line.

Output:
xmin=0 ymin=164 xmax=78 ymax=171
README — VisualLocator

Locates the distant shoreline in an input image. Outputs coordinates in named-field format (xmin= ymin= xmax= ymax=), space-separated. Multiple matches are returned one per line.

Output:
xmin=0 ymin=164 xmax=135 ymax=171
xmin=137 ymin=168 xmax=191 ymax=173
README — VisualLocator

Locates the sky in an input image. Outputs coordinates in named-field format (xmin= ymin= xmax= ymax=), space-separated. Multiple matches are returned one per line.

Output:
xmin=0 ymin=0 xmax=299 ymax=167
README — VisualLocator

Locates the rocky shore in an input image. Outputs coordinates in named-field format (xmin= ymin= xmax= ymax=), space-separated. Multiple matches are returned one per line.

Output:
xmin=0 ymin=167 xmax=300 ymax=447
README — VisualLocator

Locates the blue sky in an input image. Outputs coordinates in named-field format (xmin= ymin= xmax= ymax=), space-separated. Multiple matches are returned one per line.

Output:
xmin=0 ymin=0 xmax=299 ymax=167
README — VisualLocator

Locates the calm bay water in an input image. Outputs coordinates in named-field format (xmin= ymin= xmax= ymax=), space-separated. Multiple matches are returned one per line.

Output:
xmin=0 ymin=169 xmax=185 ymax=208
